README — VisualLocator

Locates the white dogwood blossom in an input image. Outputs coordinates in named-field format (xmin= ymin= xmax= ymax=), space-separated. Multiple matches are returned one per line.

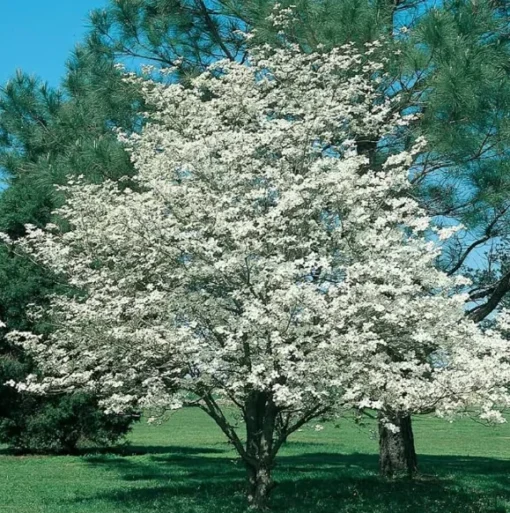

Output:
xmin=5 ymin=38 xmax=510 ymax=507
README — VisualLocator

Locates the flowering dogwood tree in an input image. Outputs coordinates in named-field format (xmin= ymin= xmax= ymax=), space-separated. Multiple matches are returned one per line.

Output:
xmin=5 ymin=38 xmax=510 ymax=508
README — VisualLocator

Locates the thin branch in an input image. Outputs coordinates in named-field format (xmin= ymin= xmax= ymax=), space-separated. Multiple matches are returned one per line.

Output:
xmin=446 ymin=235 xmax=490 ymax=276
xmin=196 ymin=0 xmax=235 ymax=61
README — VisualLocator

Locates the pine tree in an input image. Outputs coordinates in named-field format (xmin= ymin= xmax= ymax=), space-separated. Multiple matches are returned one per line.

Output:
xmin=0 ymin=47 xmax=140 ymax=452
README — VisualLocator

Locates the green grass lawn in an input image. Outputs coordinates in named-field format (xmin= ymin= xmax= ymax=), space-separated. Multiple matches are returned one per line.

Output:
xmin=1 ymin=408 xmax=510 ymax=512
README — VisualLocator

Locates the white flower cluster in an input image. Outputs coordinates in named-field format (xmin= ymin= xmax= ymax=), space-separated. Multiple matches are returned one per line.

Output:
xmin=6 ymin=39 xmax=510 ymax=426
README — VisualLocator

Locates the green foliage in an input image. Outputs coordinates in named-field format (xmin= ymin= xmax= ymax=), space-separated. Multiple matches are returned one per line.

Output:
xmin=0 ymin=30 xmax=141 ymax=453
xmin=1 ymin=409 xmax=510 ymax=512
xmin=0 ymin=316 xmax=134 ymax=454
xmin=0 ymin=392 xmax=135 ymax=454
xmin=86 ymin=0 xmax=400 ymax=72
xmin=248 ymin=0 xmax=396 ymax=50
xmin=0 ymin=249 xmax=133 ymax=453
xmin=87 ymin=0 xmax=254 ymax=80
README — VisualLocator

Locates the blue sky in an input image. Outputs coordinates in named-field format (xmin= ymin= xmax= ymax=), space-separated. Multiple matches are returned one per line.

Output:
xmin=0 ymin=0 xmax=108 ymax=88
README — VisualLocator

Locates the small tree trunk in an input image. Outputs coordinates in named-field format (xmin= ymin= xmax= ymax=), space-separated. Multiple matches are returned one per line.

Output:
xmin=378 ymin=411 xmax=417 ymax=477
xmin=244 ymin=391 xmax=277 ymax=510
xmin=246 ymin=462 xmax=274 ymax=510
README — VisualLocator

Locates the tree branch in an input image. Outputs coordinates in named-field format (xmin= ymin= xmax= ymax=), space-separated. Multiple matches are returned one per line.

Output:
xmin=196 ymin=0 xmax=235 ymax=61
xmin=447 ymin=205 xmax=510 ymax=276
xmin=467 ymin=269 xmax=510 ymax=322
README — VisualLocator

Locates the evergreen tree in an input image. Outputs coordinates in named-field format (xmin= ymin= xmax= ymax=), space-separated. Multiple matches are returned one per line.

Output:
xmin=0 ymin=47 xmax=140 ymax=452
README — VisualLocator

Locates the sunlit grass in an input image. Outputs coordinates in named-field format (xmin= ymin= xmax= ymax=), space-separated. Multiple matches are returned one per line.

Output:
xmin=1 ymin=408 xmax=510 ymax=512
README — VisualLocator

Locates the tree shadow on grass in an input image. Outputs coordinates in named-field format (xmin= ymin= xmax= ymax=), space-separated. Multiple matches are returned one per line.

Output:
xmin=108 ymin=444 xmax=227 ymax=457
xmin=0 ymin=442 xmax=228 ymax=458
xmin=74 ymin=445 xmax=510 ymax=512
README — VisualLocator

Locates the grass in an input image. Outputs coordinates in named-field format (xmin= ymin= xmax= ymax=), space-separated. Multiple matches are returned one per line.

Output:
xmin=1 ymin=408 xmax=510 ymax=512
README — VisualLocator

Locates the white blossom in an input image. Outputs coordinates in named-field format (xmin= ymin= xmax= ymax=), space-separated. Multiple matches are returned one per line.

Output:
xmin=6 ymin=36 xmax=510 ymax=455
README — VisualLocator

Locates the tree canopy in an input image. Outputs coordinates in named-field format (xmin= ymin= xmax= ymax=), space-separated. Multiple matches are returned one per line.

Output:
xmin=8 ymin=32 xmax=510 ymax=508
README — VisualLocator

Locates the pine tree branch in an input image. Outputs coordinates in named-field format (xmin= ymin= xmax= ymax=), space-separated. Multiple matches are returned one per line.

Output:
xmin=447 ymin=205 xmax=510 ymax=276
xmin=196 ymin=0 xmax=235 ymax=61
xmin=467 ymin=269 xmax=510 ymax=322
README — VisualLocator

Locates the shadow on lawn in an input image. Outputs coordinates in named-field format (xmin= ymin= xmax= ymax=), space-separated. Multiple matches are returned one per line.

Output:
xmin=76 ymin=446 xmax=510 ymax=513
xmin=0 ymin=443 xmax=227 ymax=457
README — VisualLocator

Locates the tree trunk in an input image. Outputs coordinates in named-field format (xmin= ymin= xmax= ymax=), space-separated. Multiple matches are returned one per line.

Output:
xmin=244 ymin=391 xmax=277 ymax=510
xmin=246 ymin=462 xmax=274 ymax=510
xmin=378 ymin=411 xmax=417 ymax=477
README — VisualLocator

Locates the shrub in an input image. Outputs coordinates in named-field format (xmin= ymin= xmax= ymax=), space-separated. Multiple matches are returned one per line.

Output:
xmin=0 ymin=358 xmax=134 ymax=453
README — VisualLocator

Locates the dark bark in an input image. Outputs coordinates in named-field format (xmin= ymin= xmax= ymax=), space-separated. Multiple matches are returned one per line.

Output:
xmin=201 ymin=392 xmax=328 ymax=509
xmin=378 ymin=411 xmax=417 ymax=477
xmin=467 ymin=268 xmax=510 ymax=322
xmin=244 ymin=391 xmax=277 ymax=510
xmin=246 ymin=462 xmax=274 ymax=510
